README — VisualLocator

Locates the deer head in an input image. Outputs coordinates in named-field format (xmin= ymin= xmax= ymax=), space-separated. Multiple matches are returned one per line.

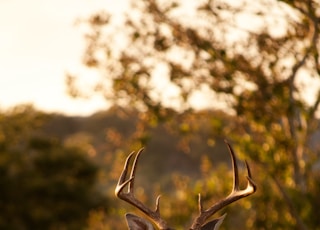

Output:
xmin=115 ymin=141 xmax=257 ymax=230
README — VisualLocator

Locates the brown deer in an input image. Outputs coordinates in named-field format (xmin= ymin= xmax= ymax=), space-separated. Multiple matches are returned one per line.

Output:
xmin=115 ymin=141 xmax=257 ymax=230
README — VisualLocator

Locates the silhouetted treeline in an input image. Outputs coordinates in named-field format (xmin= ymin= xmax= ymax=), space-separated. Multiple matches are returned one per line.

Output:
xmin=2 ymin=105 xmax=320 ymax=229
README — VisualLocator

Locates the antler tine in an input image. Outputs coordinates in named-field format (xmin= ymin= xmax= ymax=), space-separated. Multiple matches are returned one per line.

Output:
xmin=225 ymin=141 xmax=240 ymax=191
xmin=190 ymin=141 xmax=257 ymax=230
xmin=128 ymin=148 xmax=144 ymax=192
xmin=115 ymin=151 xmax=136 ymax=196
xmin=226 ymin=141 xmax=256 ymax=196
xmin=115 ymin=148 xmax=172 ymax=230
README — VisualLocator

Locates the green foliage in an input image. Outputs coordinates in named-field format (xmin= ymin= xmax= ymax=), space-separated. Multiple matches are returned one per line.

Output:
xmin=0 ymin=105 xmax=107 ymax=230
xmin=67 ymin=0 xmax=320 ymax=229
xmin=1 ymin=105 xmax=318 ymax=229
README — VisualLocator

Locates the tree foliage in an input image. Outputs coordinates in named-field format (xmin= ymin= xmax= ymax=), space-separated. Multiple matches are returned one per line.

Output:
xmin=69 ymin=0 xmax=320 ymax=229
xmin=0 ymin=105 xmax=107 ymax=230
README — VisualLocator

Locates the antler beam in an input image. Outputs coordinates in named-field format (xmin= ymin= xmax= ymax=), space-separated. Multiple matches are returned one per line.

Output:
xmin=115 ymin=148 xmax=172 ymax=230
xmin=190 ymin=141 xmax=257 ymax=229
xmin=116 ymin=142 xmax=256 ymax=230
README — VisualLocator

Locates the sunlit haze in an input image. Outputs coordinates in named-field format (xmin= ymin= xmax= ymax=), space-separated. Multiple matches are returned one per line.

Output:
xmin=0 ymin=0 xmax=126 ymax=116
xmin=1 ymin=0 xmax=319 ymax=117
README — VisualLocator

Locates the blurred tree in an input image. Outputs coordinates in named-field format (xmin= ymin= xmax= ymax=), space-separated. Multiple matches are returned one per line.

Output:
xmin=69 ymin=0 xmax=320 ymax=229
xmin=0 ymin=105 xmax=107 ymax=230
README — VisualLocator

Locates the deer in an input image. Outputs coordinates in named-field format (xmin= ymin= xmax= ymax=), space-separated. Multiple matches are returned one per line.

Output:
xmin=115 ymin=141 xmax=257 ymax=230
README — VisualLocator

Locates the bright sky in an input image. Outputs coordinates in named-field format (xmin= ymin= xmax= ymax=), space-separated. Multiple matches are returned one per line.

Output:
xmin=0 ymin=0 xmax=126 ymax=116
xmin=1 ymin=0 xmax=319 ymax=117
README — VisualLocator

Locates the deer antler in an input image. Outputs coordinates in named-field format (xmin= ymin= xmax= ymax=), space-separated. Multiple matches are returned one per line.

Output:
xmin=189 ymin=141 xmax=257 ymax=229
xmin=115 ymin=148 xmax=172 ymax=230
xmin=116 ymin=142 xmax=256 ymax=230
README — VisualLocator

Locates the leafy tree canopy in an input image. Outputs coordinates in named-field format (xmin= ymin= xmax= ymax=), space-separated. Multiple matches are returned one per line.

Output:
xmin=67 ymin=0 xmax=320 ymax=229
xmin=0 ymin=105 xmax=107 ymax=230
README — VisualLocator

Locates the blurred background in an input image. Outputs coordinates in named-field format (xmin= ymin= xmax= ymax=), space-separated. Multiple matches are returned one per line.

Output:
xmin=0 ymin=0 xmax=320 ymax=229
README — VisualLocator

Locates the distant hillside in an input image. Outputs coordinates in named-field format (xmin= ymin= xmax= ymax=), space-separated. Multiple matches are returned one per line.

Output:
xmin=40 ymin=107 xmax=239 ymax=192
xmin=41 ymin=106 xmax=320 ymax=195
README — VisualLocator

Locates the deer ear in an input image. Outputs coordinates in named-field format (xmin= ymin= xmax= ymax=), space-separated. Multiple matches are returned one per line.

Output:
xmin=125 ymin=213 xmax=155 ymax=230
xmin=201 ymin=213 xmax=227 ymax=230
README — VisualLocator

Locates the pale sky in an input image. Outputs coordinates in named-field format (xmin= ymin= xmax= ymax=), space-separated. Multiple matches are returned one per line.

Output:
xmin=1 ymin=0 xmax=319 ymax=117
xmin=0 ymin=0 xmax=125 ymax=116
xmin=0 ymin=0 xmax=224 ymax=116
